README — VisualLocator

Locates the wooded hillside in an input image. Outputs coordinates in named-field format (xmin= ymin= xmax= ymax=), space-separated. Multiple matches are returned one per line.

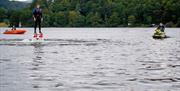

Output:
xmin=0 ymin=0 xmax=180 ymax=27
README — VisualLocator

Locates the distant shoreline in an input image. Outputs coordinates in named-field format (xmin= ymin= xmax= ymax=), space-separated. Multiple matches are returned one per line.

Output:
xmin=0 ymin=27 xmax=179 ymax=28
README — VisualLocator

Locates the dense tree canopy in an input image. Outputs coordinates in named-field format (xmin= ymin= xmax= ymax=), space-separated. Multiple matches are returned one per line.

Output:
xmin=0 ymin=0 xmax=180 ymax=27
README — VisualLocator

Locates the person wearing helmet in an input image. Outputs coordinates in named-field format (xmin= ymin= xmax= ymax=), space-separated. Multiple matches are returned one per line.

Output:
xmin=157 ymin=23 xmax=165 ymax=32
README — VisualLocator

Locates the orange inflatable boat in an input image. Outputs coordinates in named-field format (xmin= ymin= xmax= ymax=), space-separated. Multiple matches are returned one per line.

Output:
xmin=3 ymin=29 xmax=26 ymax=34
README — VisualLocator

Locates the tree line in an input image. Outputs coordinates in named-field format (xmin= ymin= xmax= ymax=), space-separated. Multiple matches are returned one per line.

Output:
xmin=0 ymin=0 xmax=180 ymax=27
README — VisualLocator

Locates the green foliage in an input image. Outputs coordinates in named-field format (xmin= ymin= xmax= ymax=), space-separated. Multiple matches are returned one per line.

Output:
xmin=128 ymin=15 xmax=136 ymax=27
xmin=9 ymin=10 xmax=21 ymax=26
xmin=107 ymin=12 xmax=120 ymax=27
xmin=55 ymin=12 xmax=68 ymax=27
xmin=177 ymin=18 xmax=180 ymax=27
xmin=20 ymin=9 xmax=33 ymax=27
xmin=0 ymin=8 xmax=7 ymax=22
xmin=86 ymin=12 xmax=103 ymax=27
xmin=0 ymin=0 xmax=180 ymax=27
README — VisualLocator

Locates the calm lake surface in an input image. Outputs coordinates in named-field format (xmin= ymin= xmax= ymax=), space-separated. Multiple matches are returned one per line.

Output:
xmin=0 ymin=28 xmax=180 ymax=91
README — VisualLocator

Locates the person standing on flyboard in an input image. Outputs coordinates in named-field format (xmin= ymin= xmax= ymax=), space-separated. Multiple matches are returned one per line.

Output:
xmin=33 ymin=4 xmax=43 ymax=38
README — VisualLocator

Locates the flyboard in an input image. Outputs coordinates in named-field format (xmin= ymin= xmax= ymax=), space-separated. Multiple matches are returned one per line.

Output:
xmin=21 ymin=34 xmax=44 ymax=43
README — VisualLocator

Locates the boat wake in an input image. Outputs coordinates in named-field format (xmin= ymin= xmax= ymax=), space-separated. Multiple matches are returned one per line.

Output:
xmin=0 ymin=38 xmax=109 ymax=47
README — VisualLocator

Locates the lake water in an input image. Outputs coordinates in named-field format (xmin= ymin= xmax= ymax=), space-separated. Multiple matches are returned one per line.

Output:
xmin=0 ymin=28 xmax=180 ymax=91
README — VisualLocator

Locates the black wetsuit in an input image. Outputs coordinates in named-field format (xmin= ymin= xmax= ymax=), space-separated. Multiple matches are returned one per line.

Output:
xmin=33 ymin=8 xmax=42 ymax=33
xmin=157 ymin=25 xmax=165 ymax=32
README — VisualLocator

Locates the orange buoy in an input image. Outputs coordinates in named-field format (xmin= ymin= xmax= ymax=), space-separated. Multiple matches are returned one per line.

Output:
xmin=3 ymin=29 xmax=26 ymax=34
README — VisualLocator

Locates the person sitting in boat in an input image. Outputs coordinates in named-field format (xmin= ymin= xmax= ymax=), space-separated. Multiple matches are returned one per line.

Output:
xmin=11 ymin=25 xmax=16 ymax=30
xmin=157 ymin=23 xmax=165 ymax=32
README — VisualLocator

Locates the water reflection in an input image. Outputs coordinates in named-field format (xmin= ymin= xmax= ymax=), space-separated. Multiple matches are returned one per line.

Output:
xmin=33 ymin=43 xmax=44 ymax=60
xmin=31 ymin=43 xmax=45 ymax=89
